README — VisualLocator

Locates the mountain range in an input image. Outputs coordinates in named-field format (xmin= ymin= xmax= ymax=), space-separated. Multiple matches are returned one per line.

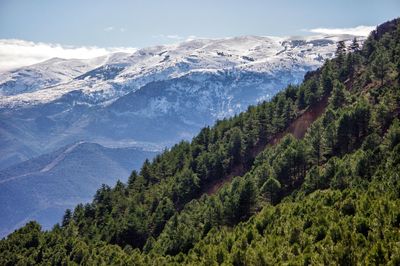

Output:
xmin=0 ymin=34 xmax=361 ymax=237
xmin=0 ymin=34 xmax=359 ymax=169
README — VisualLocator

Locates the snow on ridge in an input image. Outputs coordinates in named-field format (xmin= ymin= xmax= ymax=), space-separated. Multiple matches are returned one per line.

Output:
xmin=0 ymin=34 xmax=362 ymax=108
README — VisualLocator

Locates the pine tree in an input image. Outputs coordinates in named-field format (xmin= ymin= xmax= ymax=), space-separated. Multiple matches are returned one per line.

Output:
xmin=236 ymin=178 xmax=257 ymax=220
xmin=128 ymin=170 xmax=138 ymax=189
xmin=306 ymin=121 xmax=325 ymax=166
xmin=350 ymin=37 xmax=360 ymax=52
xmin=371 ymin=48 xmax=393 ymax=86
xmin=321 ymin=60 xmax=334 ymax=93
xmin=261 ymin=177 xmax=281 ymax=204
xmin=62 ymin=209 xmax=72 ymax=227
xmin=336 ymin=113 xmax=352 ymax=155
xmin=323 ymin=123 xmax=336 ymax=157
xmin=329 ymin=81 xmax=346 ymax=109
xmin=140 ymin=159 xmax=154 ymax=183
xmin=296 ymin=87 xmax=307 ymax=109
xmin=336 ymin=40 xmax=347 ymax=56
xmin=174 ymin=168 xmax=200 ymax=204
xmin=336 ymin=40 xmax=347 ymax=67
xmin=228 ymin=128 xmax=243 ymax=165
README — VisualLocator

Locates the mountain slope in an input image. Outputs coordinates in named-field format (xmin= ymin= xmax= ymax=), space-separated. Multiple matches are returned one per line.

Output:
xmin=0 ymin=142 xmax=156 ymax=237
xmin=0 ymin=35 xmax=358 ymax=169
xmin=0 ymin=56 xmax=114 ymax=96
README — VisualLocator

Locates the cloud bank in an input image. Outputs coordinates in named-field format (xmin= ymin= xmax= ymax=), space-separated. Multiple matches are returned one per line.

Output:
xmin=152 ymin=34 xmax=199 ymax=41
xmin=0 ymin=26 xmax=375 ymax=71
xmin=308 ymin=25 xmax=375 ymax=36
xmin=0 ymin=39 xmax=137 ymax=71
xmin=104 ymin=26 xmax=127 ymax=32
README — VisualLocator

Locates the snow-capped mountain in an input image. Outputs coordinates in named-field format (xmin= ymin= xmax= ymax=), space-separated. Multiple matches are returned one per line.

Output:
xmin=0 ymin=34 xmax=360 ymax=168
xmin=0 ymin=55 xmax=110 ymax=96
xmin=0 ymin=35 xmax=350 ymax=107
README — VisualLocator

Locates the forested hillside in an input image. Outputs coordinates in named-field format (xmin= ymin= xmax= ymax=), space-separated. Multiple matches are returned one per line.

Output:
xmin=1 ymin=18 xmax=399 ymax=265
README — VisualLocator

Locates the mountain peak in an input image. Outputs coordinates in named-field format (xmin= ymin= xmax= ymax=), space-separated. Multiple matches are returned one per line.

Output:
xmin=0 ymin=34 xmax=359 ymax=108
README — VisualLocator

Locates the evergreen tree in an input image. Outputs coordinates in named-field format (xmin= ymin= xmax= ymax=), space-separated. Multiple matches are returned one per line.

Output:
xmin=336 ymin=40 xmax=347 ymax=66
xmin=350 ymin=37 xmax=360 ymax=52
xmin=236 ymin=178 xmax=257 ymax=220
xmin=62 ymin=209 xmax=72 ymax=227
xmin=261 ymin=177 xmax=281 ymax=204
xmin=152 ymin=197 xmax=175 ymax=236
xmin=336 ymin=113 xmax=352 ymax=154
xmin=296 ymin=87 xmax=307 ymax=109
xmin=371 ymin=48 xmax=393 ymax=85
xmin=127 ymin=170 xmax=138 ymax=189
xmin=174 ymin=168 xmax=200 ymax=204
xmin=321 ymin=60 xmax=335 ymax=93
xmin=306 ymin=121 xmax=325 ymax=166
xmin=329 ymin=81 xmax=346 ymax=109
xmin=227 ymin=128 xmax=244 ymax=165
xmin=140 ymin=159 xmax=154 ymax=183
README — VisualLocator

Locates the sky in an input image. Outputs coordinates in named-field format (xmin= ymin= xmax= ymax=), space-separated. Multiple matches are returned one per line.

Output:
xmin=0 ymin=0 xmax=399 ymax=70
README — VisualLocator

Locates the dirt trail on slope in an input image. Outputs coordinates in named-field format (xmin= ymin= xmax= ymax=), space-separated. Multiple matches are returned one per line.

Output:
xmin=0 ymin=141 xmax=84 ymax=185
xmin=203 ymin=96 xmax=329 ymax=196
xmin=39 ymin=141 xmax=84 ymax=172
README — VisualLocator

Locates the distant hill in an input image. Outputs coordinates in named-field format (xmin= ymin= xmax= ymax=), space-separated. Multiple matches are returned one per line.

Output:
xmin=0 ymin=142 xmax=156 ymax=237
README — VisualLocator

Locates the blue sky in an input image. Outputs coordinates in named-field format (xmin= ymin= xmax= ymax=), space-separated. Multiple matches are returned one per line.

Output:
xmin=0 ymin=0 xmax=398 ymax=71
xmin=1 ymin=0 xmax=399 ymax=47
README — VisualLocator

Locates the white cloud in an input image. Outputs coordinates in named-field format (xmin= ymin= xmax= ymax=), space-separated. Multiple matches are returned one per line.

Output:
xmin=152 ymin=34 xmax=204 ymax=42
xmin=166 ymin=35 xmax=184 ymax=40
xmin=104 ymin=26 xmax=127 ymax=33
xmin=152 ymin=34 xmax=186 ymax=40
xmin=104 ymin=26 xmax=114 ymax=32
xmin=0 ymin=39 xmax=137 ymax=71
xmin=185 ymin=35 xmax=198 ymax=41
xmin=308 ymin=25 xmax=375 ymax=36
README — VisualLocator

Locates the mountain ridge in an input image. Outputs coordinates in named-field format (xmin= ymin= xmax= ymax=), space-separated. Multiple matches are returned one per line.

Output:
xmin=0 ymin=141 xmax=156 ymax=237
xmin=0 ymin=34 xmax=359 ymax=107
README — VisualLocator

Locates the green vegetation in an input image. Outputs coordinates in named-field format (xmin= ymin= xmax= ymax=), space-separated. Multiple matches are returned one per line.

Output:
xmin=1 ymin=18 xmax=399 ymax=265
